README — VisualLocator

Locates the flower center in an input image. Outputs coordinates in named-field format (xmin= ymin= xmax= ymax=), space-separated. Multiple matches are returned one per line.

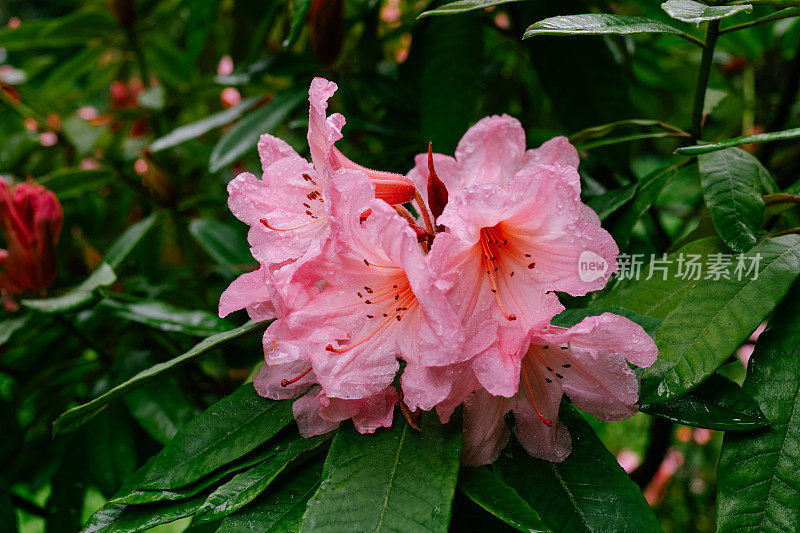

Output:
xmin=520 ymin=344 xmax=571 ymax=426
xmin=479 ymin=224 xmax=536 ymax=321
xmin=259 ymin=173 xmax=327 ymax=232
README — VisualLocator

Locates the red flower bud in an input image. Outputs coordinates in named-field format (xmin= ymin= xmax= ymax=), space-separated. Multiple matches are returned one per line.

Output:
xmin=308 ymin=0 xmax=344 ymax=65
xmin=0 ymin=181 xmax=63 ymax=304
xmin=427 ymin=142 xmax=448 ymax=221
xmin=333 ymin=150 xmax=416 ymax=205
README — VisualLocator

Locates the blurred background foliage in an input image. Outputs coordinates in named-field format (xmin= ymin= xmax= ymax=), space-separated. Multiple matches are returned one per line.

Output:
xmin=0 ymin=0 xmax=797 ymax=531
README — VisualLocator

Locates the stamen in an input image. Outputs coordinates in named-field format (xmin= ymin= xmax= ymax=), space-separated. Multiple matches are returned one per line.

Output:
xmin=520 ymin=363 xmax=553 ymax=427
xmin=260 ymin=216 xmax=326 ymax=232
xmin=281 ymin=366 xmax=313 ymax=387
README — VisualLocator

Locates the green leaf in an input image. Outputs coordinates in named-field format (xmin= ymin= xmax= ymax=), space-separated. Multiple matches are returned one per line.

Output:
xmin=98 ymin=298 xmax=233 ymax=337
xmin=677 ymin=127 xmax=800 ymax=155
xmin=124 ymin=378 xmax=196 ymax=444
xmin=717 ymin=290 xmax=800 ymax=532
xmin=418 ymin=10 xmax=483 ymax=154
xmin=83 ymin=495 xmax=204 ymax=533
xmin=641 ymin=235 xmax=800 ymax=403
xmin=209 ymin=90 xmax=306 ymax=173
xmin=419 ymin=0 xmax=522 ymax=18
xmin=104 ymin=213 xmax=160 ymax=269
xmin=189 ymin=218 xmax=253 ymax=273
xmin=140 ymin=385 xmax=293 ymax=490
xmin=554 ymin=306 xmax=661 ymax=341
xmin=186 ymin=0 xmax=220 ymax=62
xmin=593 ymin=236 xmax=725 ymax=319
xmin=38 ymin=168 xmax=114 ymax=199
xmin=0 ymin=313 xmax=32 ymax=346
xmin=524 ymin=14 xmax=684 ymax=39
xmin=149 ymin=98 xmax=261 ymax=153
xmin=641 ymin=373 xmax=767 ymax=430
xmin=195 ymin=433 xmax=329 ymax=523
xmin=53 ymin=321 xmax=263 ymax=435
xmin=496 ymin=407 xmax=660 ymax=532
xmin=86 ymin=405 xmax=137 ymax=498
xmin=218 ymin=459 xmax=323 ymax=533
xmin=458 ymin=467 xmax=551 ymax=533
xmin=699 ymin=148 xmax=764 ymax=252
xmin=300 ymin=413 xmax=462 ymax=533
xmin=661 ymin=0 xmax=752 ymax=23
xmin=21 ymin=263 xmax=116 ymax=313
xmin=283 ymin=0 xmax=313 ymax=47
xmin=586 ymin=185 xmax=637 ymax=221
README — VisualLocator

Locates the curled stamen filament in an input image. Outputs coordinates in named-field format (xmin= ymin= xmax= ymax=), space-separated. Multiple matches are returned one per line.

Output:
xmin=520 ymin=361 xmax=553 ymax=427
xmin=281 ymin=366 xmax=313 ymax=387
xmin=260 ymin=216 xmax=326 ymax=232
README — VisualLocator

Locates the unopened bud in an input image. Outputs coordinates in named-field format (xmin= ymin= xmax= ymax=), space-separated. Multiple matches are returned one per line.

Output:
xmin=427 ymin=142 xmax=448 ymax=221
xmin=308 ymin=0 xmax=344 ymax=65
xmin=333 ymin=149 xmax=415 ymax=205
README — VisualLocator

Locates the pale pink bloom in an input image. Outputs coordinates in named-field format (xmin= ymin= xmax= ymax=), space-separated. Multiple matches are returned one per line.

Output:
xmin=220 ymin=78 xmax=414 ymax=320
xmin=279 ymin=172 xmax=464 ymax=402
xmin=413 ymin=115 xmax=617 ymax=398
xmin=220 ymin=87 xmax=241 ymax=108
xmin=217 ymin=55 xmax=234 ymax=77
xmin=616 ymin=449 xmax=642 ymax=473
xmin=39 ymin=132 xmax=57 ymax=147
xmin=460 ymin=313 xmax=657 ymax=466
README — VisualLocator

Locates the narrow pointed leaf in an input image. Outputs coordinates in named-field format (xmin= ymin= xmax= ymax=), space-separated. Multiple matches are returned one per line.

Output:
xmin=209 ymin=90 xmax=306 ymax=173
xmin=140 ymin=385 xmax=294 ymax=490
xmin=82 ymin=495 xmax=204 ymax=533
xmin=299 ymin=413 xmax=461 ymax=533
xmin=98 ymin=298 xmax=233 ymax=337
xmin=717 ymin=290 xmax=800 ymax=532
xmin=699 ymin=148 xmax=764 ymax=253
xmin=194 ymin=433 xmax=329 ymax=523
xmin=218 ymin=460 xmax=323 ymax=533
xmin=104 ymin=213 xmax=160 ymax=269
xmin=641 ymin=373 xmax=767 ymax=430
xmin=524 ymin=14 xmax=684 ymax=39
xmin=677 ymin=127 xmax=800 ymax=155
xmin=641 ymin=235 xmax=800 ymax=403
xmin=419 ymin=0 xmax=522 ymax=18
xmin=458 ymin=467 xmax=551 ymax=533
xmin=496 ymin=407 xmax=660 ymax=532
xmin=21 ymin=263 xmax=116 ymax=313
xmin=53 ymin=321 xmax=263 ymax=435
xmin=189 ymin=218 xmax=253 ymax=272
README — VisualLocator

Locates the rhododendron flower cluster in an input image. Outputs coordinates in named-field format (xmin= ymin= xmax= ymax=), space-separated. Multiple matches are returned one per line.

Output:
xmin=220 ymin=78 xmax=657 ymax=465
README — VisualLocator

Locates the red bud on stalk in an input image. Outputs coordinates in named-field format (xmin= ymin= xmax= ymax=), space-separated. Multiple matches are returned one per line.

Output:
xmin=427 ymin=142 xmax=448 ymax=224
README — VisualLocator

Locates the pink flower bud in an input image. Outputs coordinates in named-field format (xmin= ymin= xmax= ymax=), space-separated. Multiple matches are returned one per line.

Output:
xmin=0 ymin=181 xmax=63 ymax=301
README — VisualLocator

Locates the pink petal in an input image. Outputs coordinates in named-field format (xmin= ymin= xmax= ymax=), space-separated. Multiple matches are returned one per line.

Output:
xmin=351 ymin=387 xmax=398 ymax=434
xmin=523 ymin=136 xmax=579 ymax=169
xmin=406 ymin=151 xmax=461 ymax=208
xmin=308 ymin=77 xmax=345 ymax=173
xmin=253 ymin=358 xmax=315 ymax=400
xmin=292 ymin=390 xmax=339 ymax=437
xmin=257 ymin=133 xmax=298 ymax=171
xmin=218 ymin=267 xmax=276 ymax=320
xmin=455 ymin=115 xmax=526 ymax=187
xmin=461 ymin=389 xmax=512 ymax=466
xmin=512 ymin=365 xmax=571 ymax=462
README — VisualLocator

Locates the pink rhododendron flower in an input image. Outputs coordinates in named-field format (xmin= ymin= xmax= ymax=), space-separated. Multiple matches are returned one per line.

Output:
xmin=460 ymin=313 xmax=657 ymax=466
xmin=0 ymin=181 xmax=63 ymax=310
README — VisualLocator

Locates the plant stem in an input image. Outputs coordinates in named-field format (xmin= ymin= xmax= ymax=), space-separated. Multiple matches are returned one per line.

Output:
xmin=630 ymin=417 xmax=674 ymax=489
xmin=691 ymin=20 xmax=721 ymax=140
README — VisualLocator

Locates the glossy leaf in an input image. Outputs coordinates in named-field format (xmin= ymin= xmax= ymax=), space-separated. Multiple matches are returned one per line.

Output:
xmin=150 ymin=98 xmax=261 ymax=153
xmin=21 ymin=263 xmax=116 ymax=313
xmin=458 ymin=467 xmax=550 ymax=533
xmin=284 ymin=0 xmax=313 ymax=47
xmin=586 ymin=185 xmax=637 ymax=221
xmin=195 ymin=433 xmax=329 ymax=523
xmin=189 ymin=218 xmax=253 ymax=272
xmin=98 ymin=298 xmax=233 ymax=337
xmin=699 ymin=148 xmax=764 ymax=252
xmin=139 ymin=384 xmax=293 ymax=489
xmin=53 ymin=321 xmax=263 ymax=435
xmin=419 ymin=0 xmax=522 ymax=18
xmin=218 ymin=459 xmax=323 ymax=533
xmin=661 ymin=0 xmax=752 ymax=23
xmin=300 ymin=413 xmax=462 ymax=533
xmin=209 ymin=90 xmax=306 ymax=173
xmin=641 ymin=373 xmax=767 ymax=430
xmin=103 ymin=213 xmax=160 ymax=269
xmin=524 ymin=14 xmax=684 ymax=39
xmin=717 ymin=290 xmax=800 ymax=532
xmin=86 ymin=405 xmax=137 ymax=498
xmin=83 ymin=495 xmax=204 ymax=533
xmin=38 ymin=168 xmax=114 ymax=198
xmin=593 ymin=236 xmax=725 ymax=319
xmin=0 ymin=313 xmax=32 ymax=346
xmin=496 ymin=407 xmax=660 ymax=532
xmin=641 ymin=235 xmax=800 ymax=403
xmin=677 ymin=127 xmax=800 ymax=155
xmin=124 ymin=378 xmax=196 ymax=444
